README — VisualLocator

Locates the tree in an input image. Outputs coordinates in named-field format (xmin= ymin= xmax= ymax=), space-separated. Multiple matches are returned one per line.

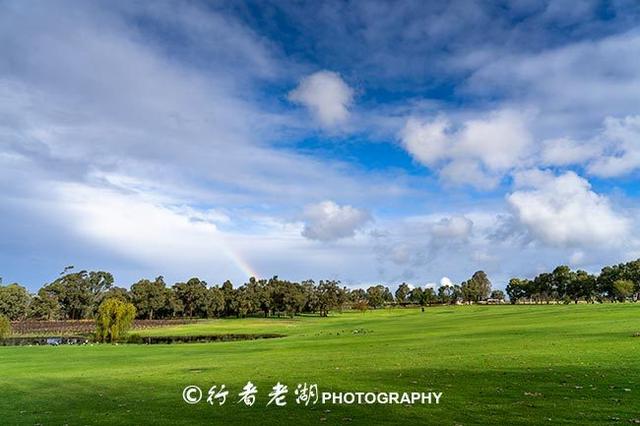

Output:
xmin=408 ymin=287 xmax=436 ymax=306
xmin=98 ymin=287 xmax=130 ymax=303
xmin=438 ymin=284 xmax=456 ymax=304
xmin=461 ymin=271 xmax=492 ymax=303
xmin=532 ymin=272 xmax=553 ymax=304
xmin=207 ymin=286 xmax=225 ymax=317
xmin=612 ymin=279 xmax=634 ymax=302
xmin=281 ymin=281 xmax=307 ymax=316
xmin=423 ymin=288 xmax=437 ymax=306
xmin=131 ymin=276 xmax=166 ymax=320
xmin=316 ymin=280 xmax=341 ymax=317
xmin=0 ymin=315 xmax=10 ymax=339
xmin=490 ymin=289 xmax=505 ymax=302
xmin=550 ymin=265 xmax=574 ymax=301
xmin=366 ymin=285 xmax=387 ymax=309
xmin=0 ymin=283 xmax=31 ymax=320
xmin=301 ymin=280 xmax=319 ymax=314
xmin=86 ymin=271 xmax=114 ymax=315
xmin=350 ymin=288 xmax=366 ymax=302
xmin=28 ymin=288 xmax=60 ymax=320
xmin=95 ymin=298 xmax=136 ymax=343
xmin=598 ymin=264 xmax=623 ymax=301
xmin=234 ymin=283 xmax=259 ymax=318
xmin=566 ymin=270 xmax=596 ymax=303
xmin=173 ymin=278 xmax=209 ymax=318
xmin=158 ymin=288 xmax=183 ymax=318
xmin=506 ymin=278 xmax=528 ymax=304
xmin=44 ymin=271 xmax=106 ymax=319
xmin=395 ymin=283 xmax=411 ymax=306
xmin=408 ymin=287 xmax=424 ymax=305
xmin=221 ymin=280 xmax=238 ymax=317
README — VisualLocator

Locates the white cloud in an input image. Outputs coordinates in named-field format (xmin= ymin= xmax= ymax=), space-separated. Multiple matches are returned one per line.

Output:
xmin=400 ymin=109 xmax=533 ymax=188
xmin=301 ymin=201 xmax=371 ymax=241
xmin=507 ymin=170 xmax=629 ymax=247
xmin=440 ymin=277 xmax=453 ymax=287
xmin=439 ymin=159 xmax=499 ymax=189
xmin=538 ymin=115 xmax=640 ymax=178
xmin=400 ymin=116 xmax=450 ymax=165
xmin=431 ymin=215 xmax=473 ymax=240
xmin=288 ymin=71 xmax=354 ymax=128
xmin=464 ymin=30 xmax=640 ymax=137
xmin=2 ymin=1 xmax=640 ymax=291
xmin=541 ymin=137 xmax=600 ymax=166
xmin=587 ymin=115 xmax=640 ymax=177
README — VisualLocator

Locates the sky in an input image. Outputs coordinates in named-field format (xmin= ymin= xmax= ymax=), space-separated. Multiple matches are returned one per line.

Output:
xmin=1 ymin=0 xmax=640 ymax=291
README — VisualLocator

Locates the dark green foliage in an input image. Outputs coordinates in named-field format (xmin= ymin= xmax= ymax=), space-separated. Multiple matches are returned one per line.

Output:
xmin=131 ymin=276 xmax=166 ymax=320
xmin=507 ymin=259 xmax=640 ymax=303
xmin=3 ymin=256 xmax=640 ymax=323
xmin=395 ymin=283 xmax=411 ymax=305
xmin=42 ymin=270 xmax=113 ymax=319
xmin=173 ymin=278 xmax=209 ymax=318
xmin=0 ymin=284 xmax=31 ymax=320
xmin=490 ymin=289 xmax=505 ymax=301
xmin=461 ymin=271 xmax=492 ymax=303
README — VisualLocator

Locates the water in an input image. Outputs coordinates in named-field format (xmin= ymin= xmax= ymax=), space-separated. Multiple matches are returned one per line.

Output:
xmin=0 ymin=336 xmax=89 ymax=346
xmin=0 ymin=333 xmax=285 ymax=346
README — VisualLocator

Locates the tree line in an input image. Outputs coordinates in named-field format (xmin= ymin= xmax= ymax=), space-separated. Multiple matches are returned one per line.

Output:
xmin=506 ymin=260 xmax=640 ymax=304
xmin=0 ymin=269 xmax=496 ymax=321
xmin=2 ymin=258 xmax=639 ymax=322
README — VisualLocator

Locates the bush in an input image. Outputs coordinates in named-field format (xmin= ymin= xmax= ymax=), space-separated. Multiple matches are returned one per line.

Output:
xmin=96 ymin=298 xmax=136 ymax=343
xmin=0 ymin=315 xmax=11 ymax=338
xmin=126 ymin=333 xmax=144 ymax=344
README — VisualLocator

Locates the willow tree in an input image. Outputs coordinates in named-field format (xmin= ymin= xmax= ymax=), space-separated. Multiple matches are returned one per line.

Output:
xmin=96 ymin=298 xmax=136 ymax=343
xmin=0 ymin=315 xmax=11 ymax=339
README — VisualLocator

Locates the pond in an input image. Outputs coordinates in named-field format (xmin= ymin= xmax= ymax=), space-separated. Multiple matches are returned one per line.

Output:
xmin=0 ymin=334 xmax=285 ymax=346
xmin=0 ymin=336 xmax=89 ymax=346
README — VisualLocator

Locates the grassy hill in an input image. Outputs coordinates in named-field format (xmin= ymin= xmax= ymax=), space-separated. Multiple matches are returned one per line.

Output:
xmin=2 ymin=304 xmax=639 ymax=425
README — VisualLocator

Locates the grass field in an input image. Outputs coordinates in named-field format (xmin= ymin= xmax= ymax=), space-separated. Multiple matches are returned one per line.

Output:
xmin=1 ymin=304 xmax=639 ymax=425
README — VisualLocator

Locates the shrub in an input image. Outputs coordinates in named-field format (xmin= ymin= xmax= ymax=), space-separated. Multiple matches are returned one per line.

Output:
xmin=96 ymin=298 xmax=136 ymax=343
xmin=0 ymin=315 xmax=11 ymax=338
xmin=126 ymin=333 xmax=144 ymax=344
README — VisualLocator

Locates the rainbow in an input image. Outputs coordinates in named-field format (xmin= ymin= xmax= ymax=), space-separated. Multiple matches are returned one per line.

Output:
xmin=219 ymin=238 xmax=260 ymax=280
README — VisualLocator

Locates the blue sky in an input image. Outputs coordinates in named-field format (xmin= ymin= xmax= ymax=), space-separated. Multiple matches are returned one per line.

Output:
xmin=1 ymin=0 xmax=640 ymax=291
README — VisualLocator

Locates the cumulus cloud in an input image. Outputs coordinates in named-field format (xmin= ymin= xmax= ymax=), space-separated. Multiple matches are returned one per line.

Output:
xmin=288 ymin=71 xmax=354 ymax=127
xmin=440 ymin=277 xmax=453 ymax=287
xmin=400 ymin=109 xmax=533 ymax=188
xmin=301 ymin=201 xmax=371 ymax=241
xmin=507 ymin=170 xmax=629 ymax=247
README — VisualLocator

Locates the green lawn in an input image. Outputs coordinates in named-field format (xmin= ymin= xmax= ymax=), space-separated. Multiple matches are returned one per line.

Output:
xmin=1 ymin=304 xmax=639 ymax=425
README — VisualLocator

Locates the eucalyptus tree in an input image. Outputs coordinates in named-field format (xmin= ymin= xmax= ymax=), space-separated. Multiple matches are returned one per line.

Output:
xmin=131 ymin=276 xmax=166 ymax=320
xmin=0 ymin=283 xmax=30 ymax=320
